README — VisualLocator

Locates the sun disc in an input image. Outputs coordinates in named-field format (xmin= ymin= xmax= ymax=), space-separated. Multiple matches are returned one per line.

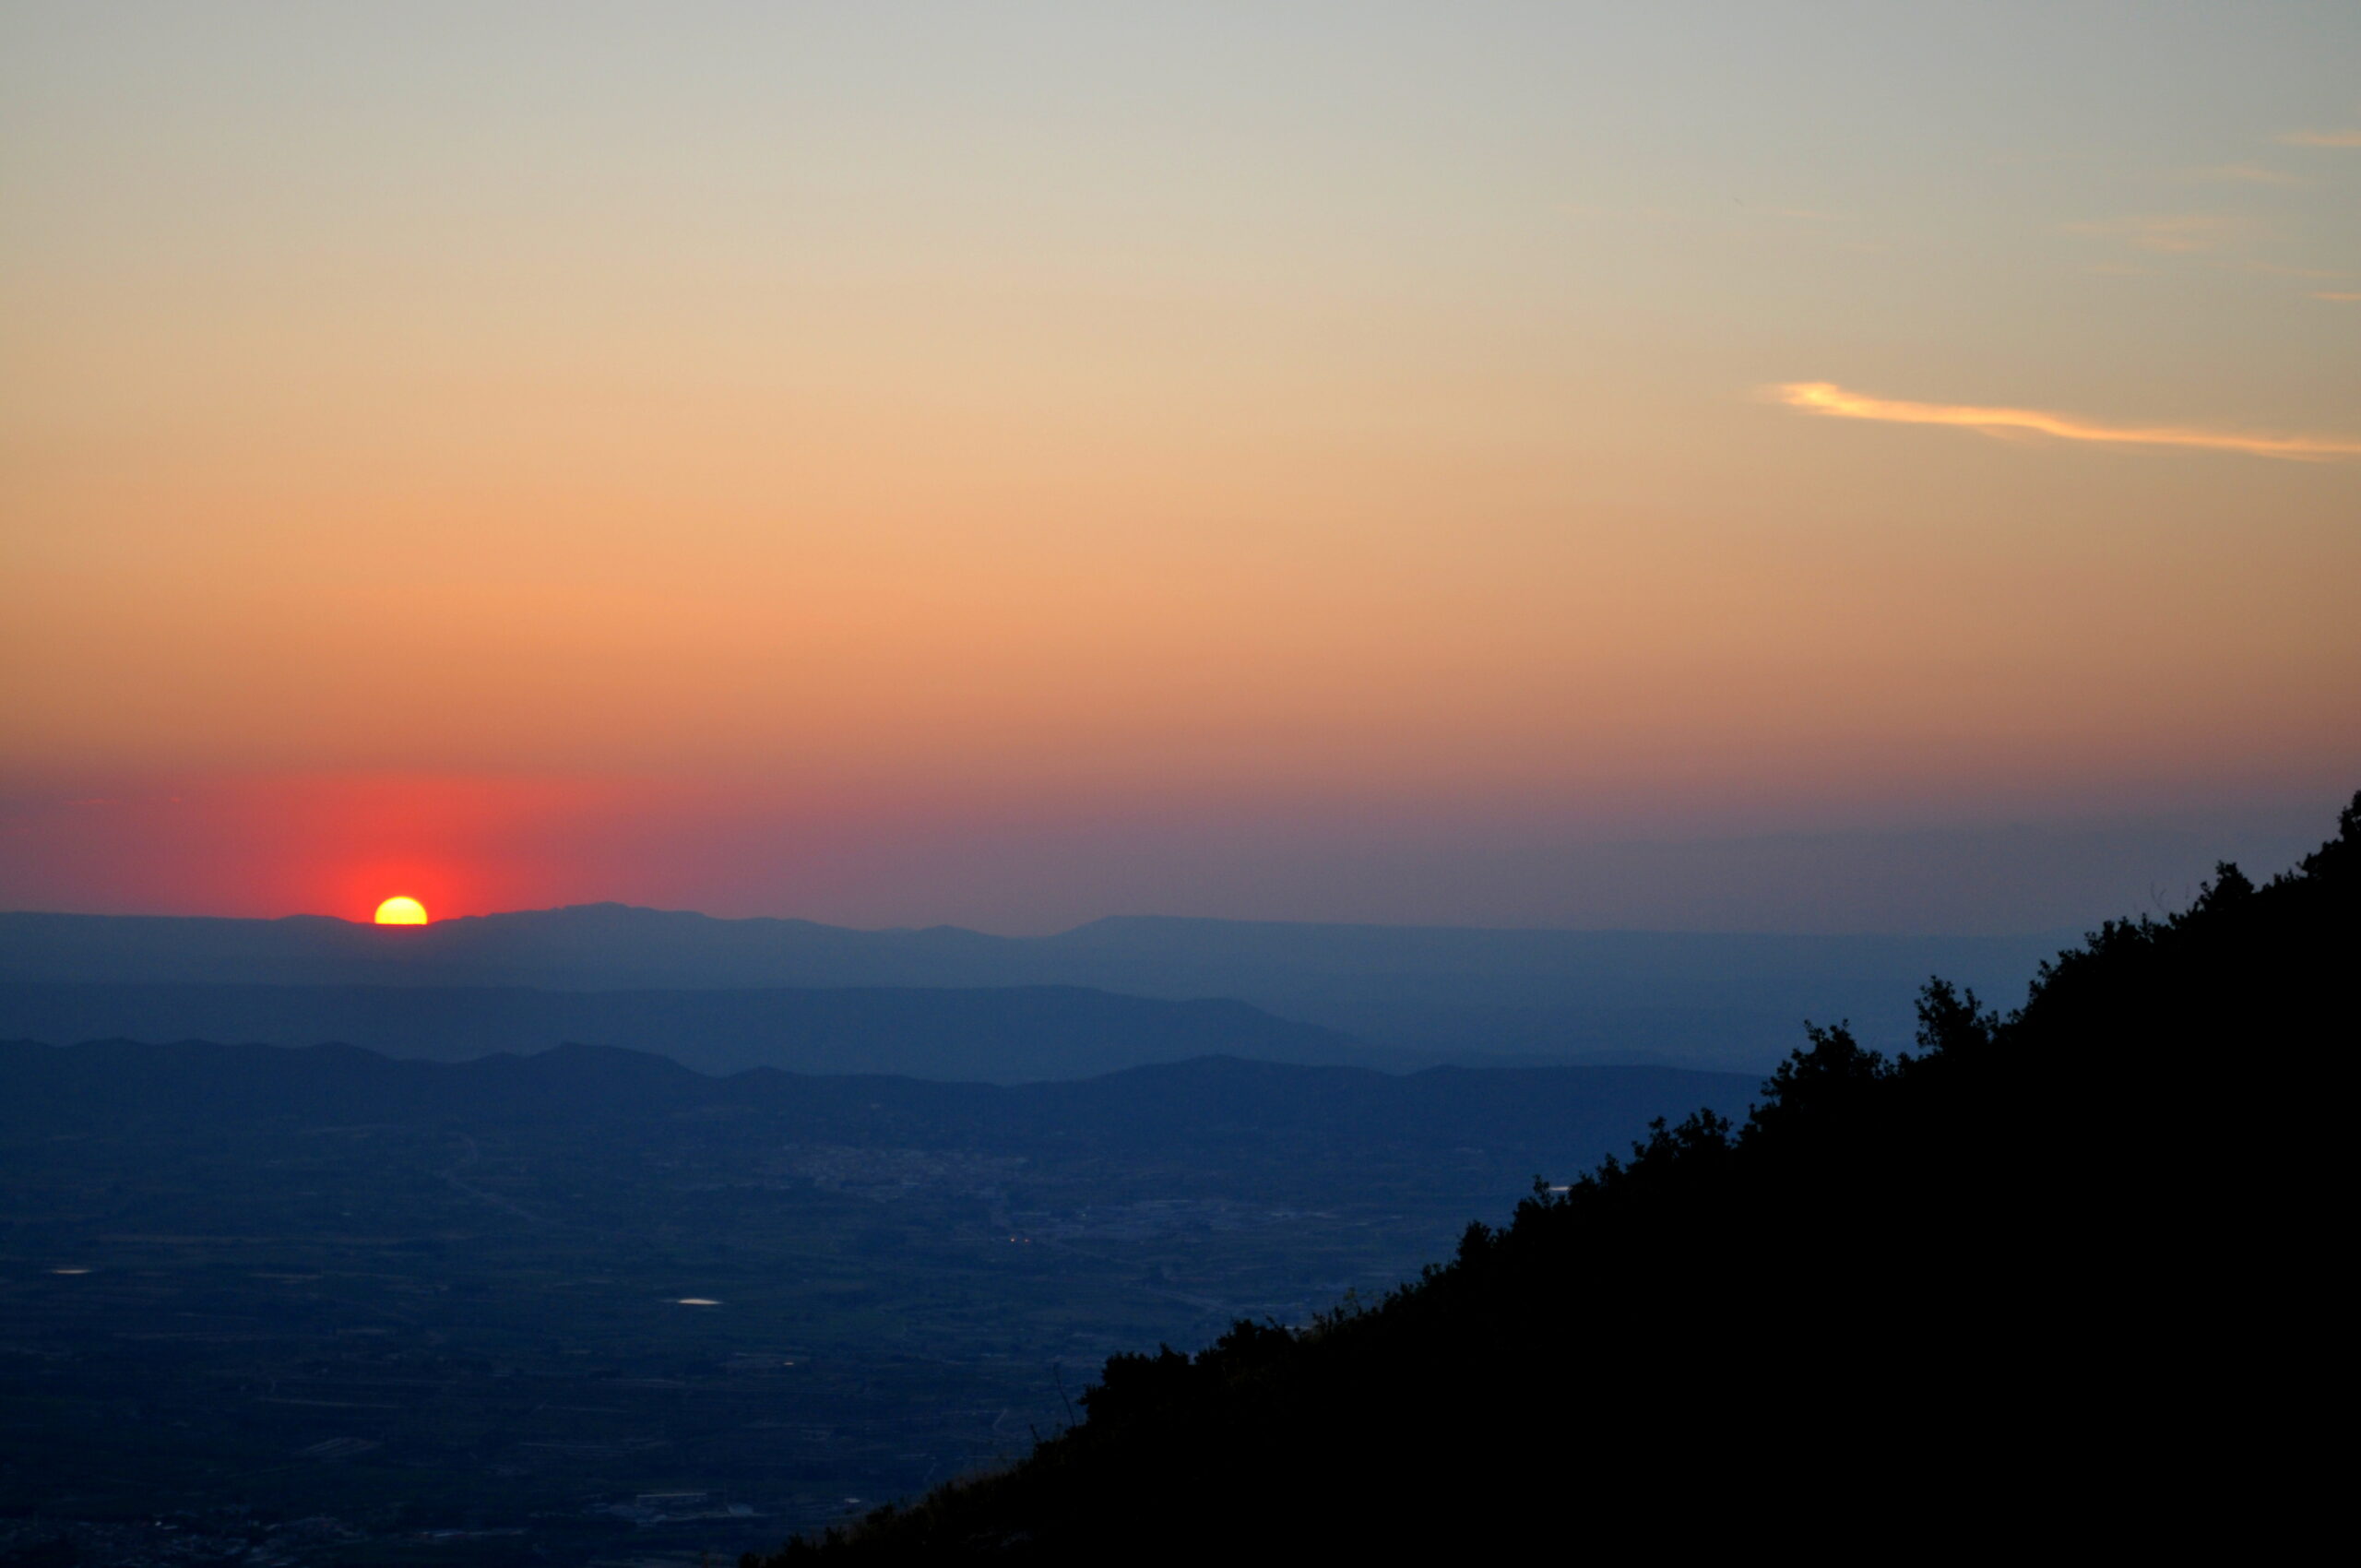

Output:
xmin=374 ymin=896 xmax=429 ymax=926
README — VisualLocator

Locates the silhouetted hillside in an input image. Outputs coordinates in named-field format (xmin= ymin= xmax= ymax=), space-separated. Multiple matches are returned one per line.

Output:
xmin=754 ymin=791 xmax=2359 ymax=1558
xmin=0 ymin=908 xmax=2066 ymax=1069
xmin=0 ymin=983 xmax=1384 ymax=1082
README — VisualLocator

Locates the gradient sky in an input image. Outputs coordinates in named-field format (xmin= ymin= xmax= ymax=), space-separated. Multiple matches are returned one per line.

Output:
xmin=4 ymin=3 xmax=2357 ymax=931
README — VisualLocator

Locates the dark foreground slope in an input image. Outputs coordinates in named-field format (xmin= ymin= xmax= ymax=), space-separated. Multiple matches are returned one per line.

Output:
xmin=765 ymin=794 xmax=2358 ymax=1559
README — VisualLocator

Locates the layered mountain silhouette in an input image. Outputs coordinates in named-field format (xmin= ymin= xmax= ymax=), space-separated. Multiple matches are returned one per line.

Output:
xmin=0 ymin=983 xmax=1379 ymax=1082
xmin=0 ymin=1038 xmax=1756 ymax=1169
xmin=748 ymin=790 xmax=2358 ymax=1559
xmin=0 ymin=908 xmax=2064 ymax=1070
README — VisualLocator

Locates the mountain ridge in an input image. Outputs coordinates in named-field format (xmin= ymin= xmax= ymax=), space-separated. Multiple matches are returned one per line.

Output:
xmin=0 ymin=981 xmax=1385 ymax=1083
xmin=0 ymin=1034 xmax=1761 ymax=1158
xmin=0 ymin=907 xmax=2070 ymax=1070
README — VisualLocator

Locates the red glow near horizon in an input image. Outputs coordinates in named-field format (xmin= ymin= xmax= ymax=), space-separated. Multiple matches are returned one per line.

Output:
xmin=2 ymin=766 xmax=2349 ymax=936
xmin=0 ymin=774 xmax=676 ymax=921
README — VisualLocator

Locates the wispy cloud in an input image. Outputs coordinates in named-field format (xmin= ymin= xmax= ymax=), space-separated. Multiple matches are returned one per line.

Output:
xmin=1734 ymin=204 xmax=1837 ymax=221
xmin=2243 ymin=260 xmax=2346 ymax=279
xmin=1557 ymin=202 xmax=1845 ymax=225
xmin=1558 ymin=203 xmax=1685 ymax=220
xmin=2317 ymin=291 xmax=2361 ymax=303
xmin=2182 ymin=162 xmax=2306 ymax=185
xmin=1772 ymin=382 xmax=2361 ymax=461
xmin=2277 ymin=128 xmax=2361 ymax=148
xmin=2066 ymin=213 xmax=2243 ymax=253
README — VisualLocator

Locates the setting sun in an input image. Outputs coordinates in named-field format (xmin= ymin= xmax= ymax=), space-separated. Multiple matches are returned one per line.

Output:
xmin=373 ymin=896 xmax=429 ymax=926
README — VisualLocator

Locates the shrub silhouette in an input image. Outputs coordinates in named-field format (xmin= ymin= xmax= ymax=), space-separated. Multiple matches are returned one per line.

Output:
xmin=750 ymin=791 xmax=2357 ymax=1561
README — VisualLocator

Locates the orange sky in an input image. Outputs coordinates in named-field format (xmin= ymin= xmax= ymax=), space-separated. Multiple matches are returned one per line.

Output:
xmin=3 ymin=6 xmax=2356 ymax=929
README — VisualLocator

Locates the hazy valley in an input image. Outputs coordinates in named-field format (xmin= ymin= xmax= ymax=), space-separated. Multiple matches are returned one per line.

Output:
xmin=0 ymin=1040 xmax=1752 ymax=1563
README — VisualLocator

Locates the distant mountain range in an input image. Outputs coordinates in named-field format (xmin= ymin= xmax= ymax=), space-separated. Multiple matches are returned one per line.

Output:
xmin=0 ymin=907 xmax=2069 ymax=1070
xmin=0 ymin=1037 xmax=1760 ymax=1168
xmin=0 ymin=983 xmax=1378 ymax=1083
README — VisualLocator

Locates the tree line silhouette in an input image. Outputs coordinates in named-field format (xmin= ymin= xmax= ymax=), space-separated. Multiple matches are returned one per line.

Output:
xmin=750 ymin=792 xmax=2356 ymax=1559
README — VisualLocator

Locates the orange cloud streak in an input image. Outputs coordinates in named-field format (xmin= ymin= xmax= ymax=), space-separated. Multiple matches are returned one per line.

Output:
xmin=1773 ymin=382 xmax=2361 ymax=461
